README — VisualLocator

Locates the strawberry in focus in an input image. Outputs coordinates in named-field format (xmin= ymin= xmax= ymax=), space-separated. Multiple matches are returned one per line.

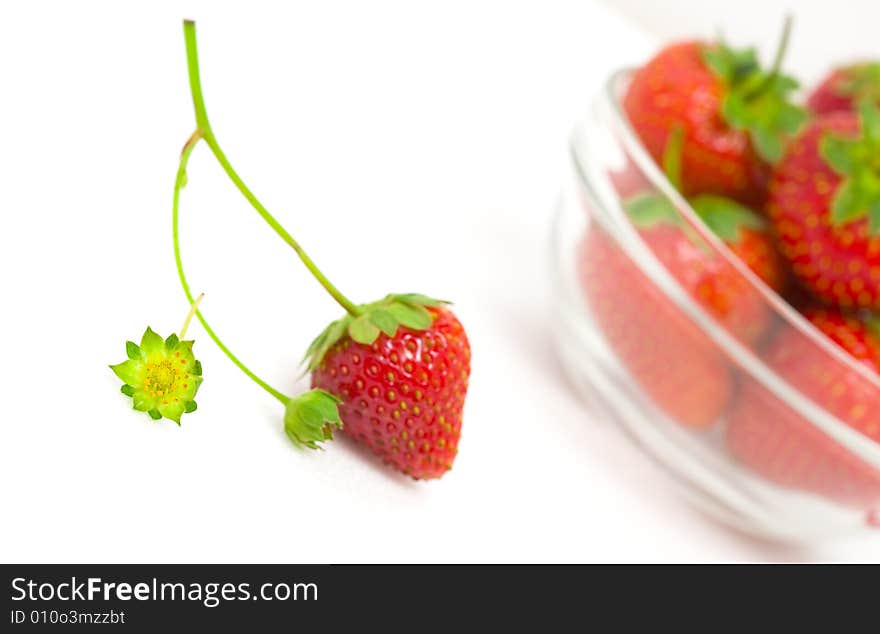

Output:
xmin=807 ymin=62 xmax=880 ymax=115
xmin=622 ymin=22 xmax=805 ymax=206
xmin=767 ymin=102 xmax=880 ymax=310
xmin=727 ymin=306 xmax=880 ymax=507
xmin=309 ymin=300 xmax=470 ymax=479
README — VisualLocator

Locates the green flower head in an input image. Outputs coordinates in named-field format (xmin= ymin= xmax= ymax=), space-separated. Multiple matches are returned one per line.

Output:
xmin=110 ymin=327 xmax=202 ymax=424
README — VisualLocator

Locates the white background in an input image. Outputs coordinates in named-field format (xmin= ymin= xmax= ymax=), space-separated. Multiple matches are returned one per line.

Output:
xmin=2 ymin=0 xmax=879 ymax=562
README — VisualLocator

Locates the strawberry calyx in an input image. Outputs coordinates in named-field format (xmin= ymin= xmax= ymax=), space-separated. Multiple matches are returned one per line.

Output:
xmin=283 ymin=389 xmax=343 ymax=450
xmin=837 ymin=62 xmax=880 ymax=104
xmin=820 ymin=100 xmax=880 ymax=234
xmin=689 ymin=194 xmax=766 ymax=242
xmin=701 ymin=17 xmax=806 ymax=163
xmin=303 ymin=293 xmax=450 ymax=371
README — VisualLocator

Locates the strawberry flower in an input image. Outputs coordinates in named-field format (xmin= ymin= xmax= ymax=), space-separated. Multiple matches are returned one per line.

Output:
xmin=110 ymin=327 xmax=202 ymax=424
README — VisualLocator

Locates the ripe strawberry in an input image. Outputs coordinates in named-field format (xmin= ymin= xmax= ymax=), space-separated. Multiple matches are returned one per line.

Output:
xmin=623 ymin=22 xmax=805 ymax=206
xmin=625 ymin=193 xmax=777 ymax=343
xmin=579 ymin=224 xmax=732 ymax=428
xmin=807 ymin=62 xmax=880 ymax=115
xmin=306 ymin=297 xmax=470 ymax=479
xmin=767 ymin=103 xmax=880 ymax=310
xmin=690 ymin=194 xmax=787 ymax=292
xmin=727 ymin=306 xmax=880 ymax=507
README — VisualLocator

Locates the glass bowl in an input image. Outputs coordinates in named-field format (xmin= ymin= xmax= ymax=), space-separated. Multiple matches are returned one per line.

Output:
xmin=552 ymin=70 xmax=880 ymax=541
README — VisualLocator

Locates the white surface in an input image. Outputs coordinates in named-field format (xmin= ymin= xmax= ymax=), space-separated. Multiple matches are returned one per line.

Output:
xmin=1 ymin=0 xmax=878 ymax=562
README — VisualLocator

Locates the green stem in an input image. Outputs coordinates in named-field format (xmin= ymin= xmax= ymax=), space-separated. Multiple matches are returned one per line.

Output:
xmin=744 ymin=14 xmax=793 ymax=101
xmin=173 ymin=131 xmax=289 ymax=405
xmin=181 ymin=20 xmax=362 ymax=318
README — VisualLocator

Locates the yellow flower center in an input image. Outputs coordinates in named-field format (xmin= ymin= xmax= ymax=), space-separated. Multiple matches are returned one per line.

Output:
xmin=144 ymin=358 xmax=180 ymax=396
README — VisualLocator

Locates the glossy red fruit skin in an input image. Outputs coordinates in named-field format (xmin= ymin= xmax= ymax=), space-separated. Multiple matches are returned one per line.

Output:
xmin=579 ymin=226 xmax=733 ymax=428
xmin=728 ymin=226 xmax=788 ymax=294
xmin=768 ymin=113 xmax=880 ymax=310
xmin=623 ymin=41 xmax=770 ymax=206
xmin=312 ymin=307 xmax=470 ymax=479
xmin=727 ymin=307 xmax=880 ymax=508
xmin=807 ymin=68 xmax=859 ymax=115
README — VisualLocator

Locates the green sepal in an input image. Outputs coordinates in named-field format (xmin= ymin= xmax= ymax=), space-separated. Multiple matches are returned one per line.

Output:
xmin=348 ymin=315 xmax=380 ymax=344
xmin=125 ymin=341 xmax=141 ymax=361
xmin=184 ymin=400 xmax=198 ymax=413
xmin=702 ymin=39 xmax=806 ymax=164
xmin=111 ymin=327 xmax=203 ymax=424
xmin=820 ymin=101 xmax=880 ymax=235
xmin=284 ymin=389 xmax=343 ymax=450
xmin=140 ymin=327 xmax=165 ymax=355
xmin=837 ymin=62 xmax=880 ymax=104
xmin=302 ymin=293 xmax=449 ymax=371
xmin=624 ymin=193 xmax=681 ymax=229
xmin=689 ymin=194 xmax=765 ymax=242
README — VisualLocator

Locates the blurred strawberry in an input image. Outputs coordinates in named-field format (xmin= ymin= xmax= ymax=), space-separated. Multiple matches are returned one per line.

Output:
xmin=807 ymin=62 xmax=880 ymax=115
xmin=579 ymin=225 xmax=732 ymax=428
xmin=727 ymin=306 xmax=880 ymax=507
xmin=768 ymin=102 xmax=880 ymax=310
xmin=623 ymin=20 xmax=805 ymax=206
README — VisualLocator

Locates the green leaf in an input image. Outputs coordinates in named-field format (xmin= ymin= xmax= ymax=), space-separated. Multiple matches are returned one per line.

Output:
xmin=690 ymin=195 xmax=765 ymax=242
xmin=838 ymin=63 xmax=880 ymax=103
xmin=387 ymin=302 xmax=433 ymax=330
xmin=751 ymin=125 xmax=784 ymax=165
xmin=147 ymin=409 xmax=162 ymax=420
xmin=120 ymin=384 xmax=135 ymax=397
xmin=184 ymin=400 xmax=198 ymax=413
xmin=125 ymin=341 xmax=141 ymax=361
xmin=870 ymin=200 xmax=880 ymax=235
xmin=369 ymin=308 xmax=399 ymax=337
xmin=192 ymin=360 xmax=202 ymax=376
xmin=140 ymin=327 xmax=164 ymax=355
xmin=348 ymin=315 xmax=380 ymax=344
xmin=165 ymin=333 xmax=180 ymax=349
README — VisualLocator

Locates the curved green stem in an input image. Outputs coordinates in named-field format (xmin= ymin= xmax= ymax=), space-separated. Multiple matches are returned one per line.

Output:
xmin=181 ymin=20 xmax=362 ymax=318
xmin=173 ymin=131 xmax=289 ymax=405
xmin=744 ymin=14 xmax=793 ymax=101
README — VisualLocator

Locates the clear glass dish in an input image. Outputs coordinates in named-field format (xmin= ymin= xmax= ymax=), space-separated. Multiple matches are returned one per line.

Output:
xmin=553 ymin=70 xmax=880 ymax=541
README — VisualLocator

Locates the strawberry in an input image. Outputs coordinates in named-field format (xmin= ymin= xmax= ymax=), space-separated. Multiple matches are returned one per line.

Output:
xmin=623 ymin=192 xmax=778 ymax=342
xmin=767 ymin=102 xmax=880 ymax=310
xmin=690 ymin=194 xmax=788 ymax=293
xmin=623 ymin=21 xmax=805 ymax=206
xmin=579 ymin=224 xmax=733 ymax=428
xmin=726 ymin=306 xmax=880 ymax=507
xmin=807 ymin=62 xmax=880 ymax=115
xmin=306 ymin=298 xmax=470 ymax=479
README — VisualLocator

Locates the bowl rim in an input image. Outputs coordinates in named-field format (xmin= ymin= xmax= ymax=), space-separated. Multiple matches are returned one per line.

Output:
xmin=567 ymin=68 xmax=880 ymax=471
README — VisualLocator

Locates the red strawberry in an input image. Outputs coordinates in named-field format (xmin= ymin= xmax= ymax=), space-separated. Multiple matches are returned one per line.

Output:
xmin=579 ymin=224 xmax=733 ymax=428
xmin=767 ymin=103 xmax=880 ymax=310
xmin=807 ymin=62 xmax=880 ymax=115
xmin=690 ymin=194 xmax=787 ymax=293
xmin=727 ymin=306 xmax=880 ymax=507
xmin=306 ymin=297 xmax=470 ymax=479
xmin=624 ymin=193 xmax=776 ymax=343
xmin=623 ymin=22 xmax=805 ymax=206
